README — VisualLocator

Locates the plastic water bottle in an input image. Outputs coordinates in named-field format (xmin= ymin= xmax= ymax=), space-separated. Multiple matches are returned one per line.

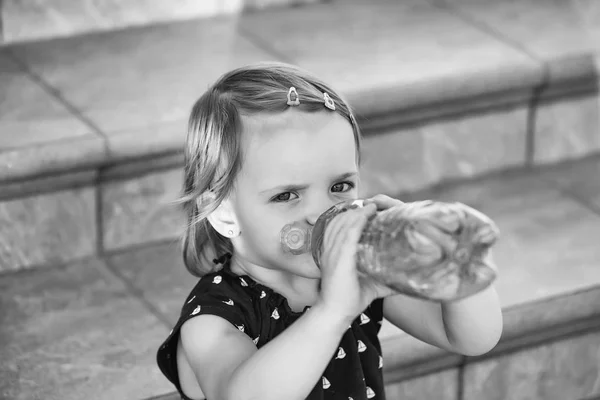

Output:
xmin=280 ymin=199 xmax=499 ymax=302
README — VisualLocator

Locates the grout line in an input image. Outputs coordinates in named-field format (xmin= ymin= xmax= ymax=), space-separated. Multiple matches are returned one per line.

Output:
xmin=0 ymin=238 xmax=181 ymax=279
xmin=501 ymin=284 xmax=600 ymax=315
xmin=571 ymin=192 xmax=600 ymax=216
xmin=580 ymin=395 xmax=600 ymax=400
xmin=4 ymin=48 xmax=112 ymax=153
xmin=425 ymin=0 xmax=555 ymax=169
xmin=5 ymin=47 xmax=115 ymax=237
xmin=541 ymin=174 xmax=600 ymax=217
xmin=524 ymin=98 xmax=537 ymax=166
xmin=103 ymin=254 xmax=175 ymax=328
xmin=103 ymin=237 xmax=182 ymax=259
xmin=466 ymin=315 xmax=600 ymax=364
xmin=0 ymin=251 xmax=104 ymax=279
xmin=427 ymin=0 xmax=543 ymax=64
xmin=140 ymin=392 xmax=180 ymax=400
xmin=237 ymin=25 xmax=294 ymax=63
xmin=384 ymin=309 xmax=600 ymax=384
xmin=0 ymin=1 xmax=4 ymax=44
xmin=456 ymin=362 xmax=465 ymax=400
xmin=94 ymin=182 xmax=105 ymax=257
xmin=524 ymin=81 xmax=548 ymax=166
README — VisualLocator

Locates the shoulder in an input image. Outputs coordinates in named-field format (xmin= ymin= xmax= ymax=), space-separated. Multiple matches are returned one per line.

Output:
xmin=178 ymin=270 xmax=258 ymax=334
xmin=179 ymin=311 xmax=256 ymax=357
xmin=156 ymin=269 xmax=260 ymax=394
xmin=177 ymin=306 xmax=258 ymax=400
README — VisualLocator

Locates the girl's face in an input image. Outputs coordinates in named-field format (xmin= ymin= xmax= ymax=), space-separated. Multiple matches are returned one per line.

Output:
xmin=229 ymin=110 xmax=359 ymax=278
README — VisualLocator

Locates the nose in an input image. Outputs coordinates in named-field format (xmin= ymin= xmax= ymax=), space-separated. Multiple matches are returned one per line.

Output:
xmin=306 ymin=196 xmax=340 ymax=226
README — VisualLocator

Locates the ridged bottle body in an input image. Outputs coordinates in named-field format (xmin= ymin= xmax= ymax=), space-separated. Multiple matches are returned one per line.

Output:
xmin=310 ymin=199 xmax=499 ymax=302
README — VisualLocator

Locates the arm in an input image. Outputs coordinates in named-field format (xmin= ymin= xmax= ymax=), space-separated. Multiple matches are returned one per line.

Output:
xmin=383 ymin=285 xmax=503 ymax=356
xmin=364 ymin=194 xmax=503 ymax=356
xmin=180 ymin=303 xmax=351 ymax=400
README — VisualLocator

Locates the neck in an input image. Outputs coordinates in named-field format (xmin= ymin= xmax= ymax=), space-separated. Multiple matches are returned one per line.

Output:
xmin=229 ymin=254 xmax=320 ymax=312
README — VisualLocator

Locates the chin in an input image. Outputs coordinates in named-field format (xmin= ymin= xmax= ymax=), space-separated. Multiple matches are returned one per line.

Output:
xmin=281 ymin=253 xmax=319 ymax=278
xmin=273 ymin=249 xmax=321 ymax=279
xmin=299 ymin=256 xmax=321 ymax=279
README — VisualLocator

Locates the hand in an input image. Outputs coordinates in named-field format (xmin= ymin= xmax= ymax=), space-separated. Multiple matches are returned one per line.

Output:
xmin=362 ymin=193 xmax=405 ymax=211
xmin=317 ymin=202 xmax=396 ymax=324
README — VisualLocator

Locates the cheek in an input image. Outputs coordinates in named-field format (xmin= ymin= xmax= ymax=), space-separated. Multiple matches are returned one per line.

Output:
xmin=241 ymin=212 xmax=286 ymax=252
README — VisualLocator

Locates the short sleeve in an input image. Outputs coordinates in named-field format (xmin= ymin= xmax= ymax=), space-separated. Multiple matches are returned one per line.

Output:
xmin=178 ymin=275 xmax=252 ymax=334
xmin=156 ymin=272 xmax=258 ymax=395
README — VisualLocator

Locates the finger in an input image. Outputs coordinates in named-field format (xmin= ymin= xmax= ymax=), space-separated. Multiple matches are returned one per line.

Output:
xmin=372 ymin=284 xmax=398 ymax=299
xmin=325 ymin=203 xmax=376 ymax=237
xmin=323 ymin=207 xmax=357 ymax=245
xmin=324 ymin=205 xmax=376 ymax=258
xmin=323 ymin=206 xmax=367 ymax=255
xmin=332 ymin=209 xmax=373 ymax=267
xmin=331 ymin=204 xmax=375 ymax=239
xmin=321 ymin=216 xmax=363 ymax=274
xmin=345 ymin=205 xmax=376 ymax=244
xmin=363 ymin=194 xmax=404 ymax=211
xmin=361 ymin=202 xmax=378 ymax=216
xmin=360 ymin=275 xmax=397 ymax=299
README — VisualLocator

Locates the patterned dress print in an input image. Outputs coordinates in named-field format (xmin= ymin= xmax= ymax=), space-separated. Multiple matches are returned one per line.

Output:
xmin=157 ymin=260 xmax=385 ymax=400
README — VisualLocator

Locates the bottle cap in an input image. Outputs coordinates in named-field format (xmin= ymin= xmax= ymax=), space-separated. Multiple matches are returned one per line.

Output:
xmin=280 ymin=222 xmax=312 ymax=255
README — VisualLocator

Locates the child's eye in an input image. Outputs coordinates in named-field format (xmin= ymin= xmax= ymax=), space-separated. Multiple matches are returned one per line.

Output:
xmin=270 ymin=181 xmax=356 ymax=203
xmin=273 ymin=192 xmax=297 ymax=202
xmin=332 ymin=181 xmax=355 ymax=193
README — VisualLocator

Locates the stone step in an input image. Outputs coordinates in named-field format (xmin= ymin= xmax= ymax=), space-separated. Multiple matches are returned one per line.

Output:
xmin=1 ymin=0 xmax=600 ymax=273
xmin=0 ymin=0 xmax=324 ymax=45
xmin=1 ymin=157 xmax=599 ymax=400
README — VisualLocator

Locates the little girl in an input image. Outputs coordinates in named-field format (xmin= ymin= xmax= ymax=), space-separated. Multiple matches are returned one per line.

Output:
xmin=156 ymin=62 xmax=503 ymax=400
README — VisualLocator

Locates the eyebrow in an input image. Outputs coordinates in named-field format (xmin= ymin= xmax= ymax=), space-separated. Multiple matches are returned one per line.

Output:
xmin=259 ymin=172 xmax=358 ymax=194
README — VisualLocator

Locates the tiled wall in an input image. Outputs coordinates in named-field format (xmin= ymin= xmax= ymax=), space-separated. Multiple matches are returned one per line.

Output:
xmin=534 ymin=93 xmax=600 ymax=164
xmin=390 ymin=330 xmax=600 ymax=400
xmin=101 ymin=169 xmax=184 ymax=251
xmin=385 ymin=369 xmax=459 ymax=400
xmin=0 ymin=185 xmax=97 ymax=273
xmin=2 ymin=88 xmax=599 ymax=274
xmin=0 ymin=99 xmax=531 ymax=272
xmin=462 ymin=330 xmax=600 ymax=400
xmin=359 ymin=104 xmax=529 ymax=195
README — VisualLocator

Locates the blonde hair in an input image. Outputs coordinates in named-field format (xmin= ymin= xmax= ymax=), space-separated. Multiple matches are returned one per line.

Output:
xmin=179 ymin=62 xmax=363 ymax=276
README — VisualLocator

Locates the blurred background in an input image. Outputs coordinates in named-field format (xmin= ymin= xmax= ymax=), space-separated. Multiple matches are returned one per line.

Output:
xmin=0 ymin=0 xmax=599 ymax=399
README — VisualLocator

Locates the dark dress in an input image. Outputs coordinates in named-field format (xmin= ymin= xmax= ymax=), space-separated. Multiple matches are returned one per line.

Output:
xmin=156 ymin=258 xmax=386 ymax=400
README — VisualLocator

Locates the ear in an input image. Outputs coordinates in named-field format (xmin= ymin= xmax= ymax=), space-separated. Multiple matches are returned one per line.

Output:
xmin=203 ymin=195 xmax=240 ymax=238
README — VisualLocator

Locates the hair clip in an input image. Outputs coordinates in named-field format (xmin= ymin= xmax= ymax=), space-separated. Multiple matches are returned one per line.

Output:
xmin=212 ymin=252 xmax=232 ymax=265
xmin=323 ymin=92 xmax=336 ymax=111
xmin=287 ymin=87 xmax=300 ymax=106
